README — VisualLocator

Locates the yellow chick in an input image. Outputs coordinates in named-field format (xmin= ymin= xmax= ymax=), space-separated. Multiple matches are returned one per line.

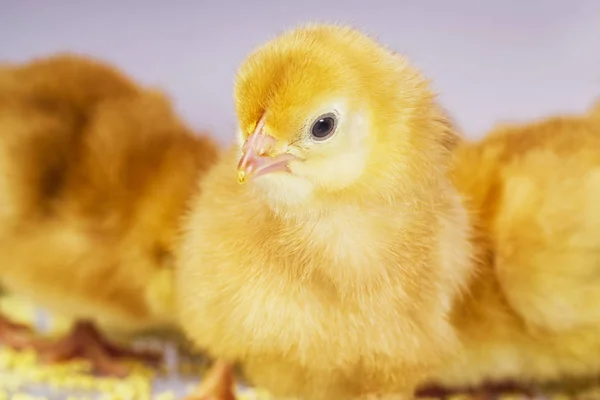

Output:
xmin=0 ymin=54 xmax=219 ymax=376
xmin=415 ymin=100 xmax=600 ymax=398
xmin=177 ymin=24 xmax=473 ymax=400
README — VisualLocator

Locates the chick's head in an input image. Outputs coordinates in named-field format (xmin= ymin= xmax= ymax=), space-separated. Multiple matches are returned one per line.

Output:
xmin=234 ymin=24 xmax=458 ymax=210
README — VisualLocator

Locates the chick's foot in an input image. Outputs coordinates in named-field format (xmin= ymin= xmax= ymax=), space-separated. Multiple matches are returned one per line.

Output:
xmin=0 ymin=313 xmax=37 ymax=349
xmin=33 ymin=321 xmax=161 ymax=377
xmin=184 ymin=360 xmax=237 ymax=400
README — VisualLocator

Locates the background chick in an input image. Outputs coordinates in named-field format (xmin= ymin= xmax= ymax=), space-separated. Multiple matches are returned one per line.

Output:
xmin=177 ymin=24 xmax=474 ymax=400
xmin=417 ymin=99 xmax=600 ymax=397
xmin=0 ymin=54 xmax=219 ymax=376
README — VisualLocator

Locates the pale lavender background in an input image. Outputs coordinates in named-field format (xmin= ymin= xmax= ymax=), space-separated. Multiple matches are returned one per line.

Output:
xmin=1 ymin=0 xmax=599 ymax=145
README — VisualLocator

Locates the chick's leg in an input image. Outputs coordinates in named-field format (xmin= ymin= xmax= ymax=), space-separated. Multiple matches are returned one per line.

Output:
xmin=34 ymin=320 xmax=161 ymax=377
xmin=184 ymin=360 xmax=237 ymax=400
xmin=0 ymin=313 xmax=37 ymax=349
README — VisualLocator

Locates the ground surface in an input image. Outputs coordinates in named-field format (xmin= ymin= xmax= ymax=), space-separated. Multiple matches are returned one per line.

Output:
xmin=1 ymin=296 xmax=599 ymax=400
xmin=0 ymin=295 xmax=269 ymax=400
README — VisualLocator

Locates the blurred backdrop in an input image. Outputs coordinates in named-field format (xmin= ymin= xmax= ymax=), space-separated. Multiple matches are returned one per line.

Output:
xmin=1 ymin=0 xmax=599 ymax=144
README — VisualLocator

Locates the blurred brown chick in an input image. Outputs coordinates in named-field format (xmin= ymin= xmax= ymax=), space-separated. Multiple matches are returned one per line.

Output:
xmin=0 ymin=54 xmax=219 ymax=376
xmin=177 ymin=24 xmax=474 ymax=400
xmin=415 ymin=100 xmax=600 ymax=397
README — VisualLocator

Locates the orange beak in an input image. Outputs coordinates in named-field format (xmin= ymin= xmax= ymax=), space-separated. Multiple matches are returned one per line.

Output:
xmin=237 ymin=118 xmax=297 ymax=184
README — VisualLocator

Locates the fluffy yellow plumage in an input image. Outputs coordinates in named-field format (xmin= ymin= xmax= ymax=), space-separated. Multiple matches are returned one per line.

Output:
xmin=178 ymin=24 xmax=473 ymax=399
xmin=0 ymin=54 xmax=219 ymax=375
xmin=419 ymin=100 xmax=600 ymax=395
xmin=180 ymin=23 xmax=600 ymax=400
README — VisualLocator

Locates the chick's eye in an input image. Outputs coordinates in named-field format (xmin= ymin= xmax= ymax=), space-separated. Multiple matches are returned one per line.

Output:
xmin=310 ymin=113 xmax=337 ymax=141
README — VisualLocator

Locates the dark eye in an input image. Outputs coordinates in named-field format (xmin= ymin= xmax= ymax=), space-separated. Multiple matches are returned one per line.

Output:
xmin=310 ymin=113 xmax=337 ymax=141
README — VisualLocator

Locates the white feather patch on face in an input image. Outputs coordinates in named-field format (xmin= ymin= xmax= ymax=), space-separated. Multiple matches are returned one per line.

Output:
xmin=246 ymin=99 xmax=371 ymax=209
xmin=292 ymin=101 xmax=370 ymax=191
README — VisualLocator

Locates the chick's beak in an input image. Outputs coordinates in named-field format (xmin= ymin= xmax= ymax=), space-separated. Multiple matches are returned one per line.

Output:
xmin=237 ymin=120 xmax=297 ymax=184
